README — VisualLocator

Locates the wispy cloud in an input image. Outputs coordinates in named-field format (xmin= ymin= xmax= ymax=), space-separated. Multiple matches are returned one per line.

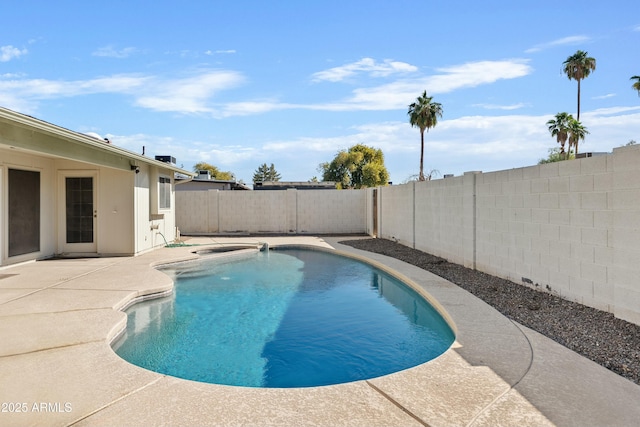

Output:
xmin=218 ymin=100 xmax=293 ymax=118
xmin=263 ymin=122 xmax=411 ymax=154
xmin=0 ymin=45 xmax=27 ymax=62
xmin=136 ymin=71 xmax=245 ymax=113
xmin=0 ymin=70 xmax=244 ymax=114
xmin=473 ymin=103 xmax=528 ymax=110
xmin=0 ymin=74 xmax=149 ymax=99
xmin=206 ymin=49 xmax=236 ymax=55
xmin=92 ymin=45 xmax=138 ymax=58
xmin=311 ymin=58 xmax=418 ymax=82
xmin=98 ymin=106 xmax=640 ymax=182
xmin=210 ymin=59 xmax=533 ymax=117
xmin=0 ymin=59 xmax=533 ymax=118
xmin=592 ymin=93 xmax=616 ymax=100
xmin=0 ymin=72 xmax=25 ymax=79
xmin=311 ymin=59 xmax=532 ymax=111
xmin=525 ymin=35 xmax=590 ymax=53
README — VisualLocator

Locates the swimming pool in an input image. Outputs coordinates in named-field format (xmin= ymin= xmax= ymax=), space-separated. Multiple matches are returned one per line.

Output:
xmin=113 ymin=247 xmax=455 ymax=388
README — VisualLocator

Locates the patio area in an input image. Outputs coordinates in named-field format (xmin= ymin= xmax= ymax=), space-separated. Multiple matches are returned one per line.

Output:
xmin=1 ymin=236 xmax=639 ymax=426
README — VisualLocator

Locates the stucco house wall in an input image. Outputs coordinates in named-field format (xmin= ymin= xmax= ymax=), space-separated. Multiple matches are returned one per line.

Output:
xmin=0 ymin=107 xmax=193 ymax=266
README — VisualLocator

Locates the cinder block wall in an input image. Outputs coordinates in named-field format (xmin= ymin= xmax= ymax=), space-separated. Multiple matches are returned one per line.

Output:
xmin=376 ymin=145 xmax=640 ymax=325
xmin=296 ymin=189 xmax=366 ymax=234
xmin=176 ymin=189 xmax=367 ymax=235
xmin=378 ymin=183 xmax=415 ymax=246
xmin=610 ymin=146 xmax=640 ymax=324
xmin=474 ymin=156 xmax=613 ymax=312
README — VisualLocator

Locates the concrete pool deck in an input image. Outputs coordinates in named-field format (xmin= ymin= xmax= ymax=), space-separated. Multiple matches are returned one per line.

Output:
xmin=1 ymin=236 xmax=639 ymax=427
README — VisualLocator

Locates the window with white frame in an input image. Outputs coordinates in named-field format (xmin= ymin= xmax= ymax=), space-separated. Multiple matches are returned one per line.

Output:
xmin=159 ymin=176 xmax=171 ymax=209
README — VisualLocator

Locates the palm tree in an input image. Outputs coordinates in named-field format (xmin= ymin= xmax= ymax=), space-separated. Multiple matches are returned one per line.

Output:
xmin=567 ymin=117 xmax=589 ymax=156
xmin=408 ymin=90 xmax=443 ymax=181
xmin=632 ymin=75 xmax=640 ymax=96
xmin=546 ymin=112 xmax=572 ymax=159
xmin=562 ymin=50 xmax=596 ymax=121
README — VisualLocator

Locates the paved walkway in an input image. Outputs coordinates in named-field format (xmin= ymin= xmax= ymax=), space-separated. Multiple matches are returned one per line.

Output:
xmin=1 ymin=236 xmax=639 ymax=426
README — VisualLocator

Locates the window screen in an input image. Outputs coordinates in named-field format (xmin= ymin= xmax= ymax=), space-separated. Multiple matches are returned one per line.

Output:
xmin=159 ymin=176 xmax=171 ymax=209
xmin=8 ymin=169 xmax=40 ymax=257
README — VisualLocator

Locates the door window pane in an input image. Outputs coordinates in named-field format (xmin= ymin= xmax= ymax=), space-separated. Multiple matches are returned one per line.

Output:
xmin=66 ymin=177 xmax=93 ymax=243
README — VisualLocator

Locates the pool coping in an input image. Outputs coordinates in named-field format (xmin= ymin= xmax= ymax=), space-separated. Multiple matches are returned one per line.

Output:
xmin=1 ymin=236 xmax=639 ymax=426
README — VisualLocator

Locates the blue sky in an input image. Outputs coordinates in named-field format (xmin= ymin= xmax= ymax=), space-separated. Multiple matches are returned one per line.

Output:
xmin=2 ymin=1 xmax=639 ymax=183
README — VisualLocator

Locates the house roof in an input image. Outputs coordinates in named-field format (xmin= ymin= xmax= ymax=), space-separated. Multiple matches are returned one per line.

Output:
xmin=0 ymin=106 xmax=195 ymax=176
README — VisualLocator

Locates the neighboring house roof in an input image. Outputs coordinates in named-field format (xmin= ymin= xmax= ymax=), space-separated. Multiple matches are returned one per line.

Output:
xmin=0 ymin=106 xmax=195 ymax=177
xmin=175 ymin=177 xmax=252 ymax=191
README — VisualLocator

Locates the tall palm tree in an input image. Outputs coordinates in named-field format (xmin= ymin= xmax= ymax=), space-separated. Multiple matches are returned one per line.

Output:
xmin=563 ymin=50 xmax=596 ymax=121
xmin=408 ymin=90 xmax=443 ymax=181
xmin=567 ymin=117 xmax=589 ymax=156
xmin=632 ymin=75 xmax=640 ymax=96
xmin=546 ymin=112 xmax=572 ymax=159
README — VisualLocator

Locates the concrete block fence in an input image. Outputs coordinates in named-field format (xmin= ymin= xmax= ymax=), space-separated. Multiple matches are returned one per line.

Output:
xmin=176 ymin=188 xmax=367 ymax=235
xmin=175 ymin=145 xmax=640 ymax=325
xmin=377 ymin=145 xmax=640 ymax=326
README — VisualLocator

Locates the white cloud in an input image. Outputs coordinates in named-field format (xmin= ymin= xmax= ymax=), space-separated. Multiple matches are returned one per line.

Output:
xmin=0 ymin=45 xmax=27 ymax=62
xmin=0 ymin=58 xmax=533 ymax=118
xmin=112 ymin=133 xmax=258 ymax=167
xmin=309 ymin=60 xmax=532 ymax=111
xmin=135 ymin=71 xmax=245 ymax=113
xmin=525 ymin=35 xmax=590 ymax=53
xmin=0 ymin=70 xmax=244 ymax=115
xmin=311 ymin=58 xmax=418 ymax=82
xmin=0 ymin=72 xmax=25 ymax=78
xmin=196 ymin=59 xmax=533 ymax=117
xmin=206 ymin=49 xmax=236 ymax=55
xmin=473 ymin=103 xmax=528 ymax=110
xmin=585 ymin=106 xmax=640 ymax=116
xmin=100 ymin=106 xmax=639 ymax=183
xmin=218 ymin=100 xmax=293 ymax=118
xmin=254 ymin=107 xmax=640 ymax=180
xmin=92 ymin=45 xmax=138 ymax=58
xmin=592 ymin=93 xmax=616 ymax=100
xmin=0 ymin=74 xmax=149 ymax=99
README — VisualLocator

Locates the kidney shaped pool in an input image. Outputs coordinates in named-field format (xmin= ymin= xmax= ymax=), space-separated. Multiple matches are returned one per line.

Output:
xmin=112 ymin=247 xmax=455 ymax=388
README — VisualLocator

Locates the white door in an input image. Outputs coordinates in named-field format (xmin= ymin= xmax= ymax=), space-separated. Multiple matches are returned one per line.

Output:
xmin=59 ymin=171 xmax=97 ymax=254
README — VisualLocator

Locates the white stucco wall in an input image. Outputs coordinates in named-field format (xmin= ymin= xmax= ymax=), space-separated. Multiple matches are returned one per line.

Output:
xmin=0 ymin=148 xmax=56 ymax=265
xmin=55 ymin=158 xmax=136 ymax=256
xmin=0 ymin=147 xmax=180 ymax=265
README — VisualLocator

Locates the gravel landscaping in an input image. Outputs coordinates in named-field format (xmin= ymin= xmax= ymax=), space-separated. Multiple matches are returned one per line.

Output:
xmin=340 ymin=238 xmax=640 ymax=386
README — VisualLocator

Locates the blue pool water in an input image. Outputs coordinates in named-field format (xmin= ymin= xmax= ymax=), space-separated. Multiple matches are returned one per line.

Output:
xmin=113 ymin=248 xmax=455 ymax=388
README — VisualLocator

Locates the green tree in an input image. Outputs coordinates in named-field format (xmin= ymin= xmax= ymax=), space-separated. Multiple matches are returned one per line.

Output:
xmin=538 ymin=147 xmax=572 ymax=164
xmin=567 ymin=117 xmax=589 ymax=156
xmin=253 ymin=163 xmax=281 ymax=183
xmin=408 ymin=90 xmax=443 ymax=181
xmin=193 ymin=162 xmax=234 ymax=180
xmin=563 ymin=50 xmax=596 ymax=121
xmin=319 ymin=144 xmax=389 ymax=189
xmin=546 ymin=112 xmax=572 ymax=159
xmin=632 ymin=76 xmax=640 ymax=96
